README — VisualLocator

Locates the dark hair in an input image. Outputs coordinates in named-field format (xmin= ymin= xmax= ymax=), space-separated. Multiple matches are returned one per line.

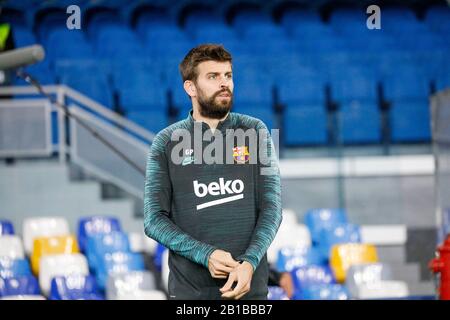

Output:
xmin=179 ymin=44 xmax=232 ymax=82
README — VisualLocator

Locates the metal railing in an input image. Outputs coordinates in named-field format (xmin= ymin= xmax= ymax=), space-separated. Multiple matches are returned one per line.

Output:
xmin=0 ymin=85 xmax=155 ymax=199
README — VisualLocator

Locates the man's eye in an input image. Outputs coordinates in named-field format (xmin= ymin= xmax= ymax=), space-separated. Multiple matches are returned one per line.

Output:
xmin=209 ymin=75 xmax=216 ymax=79
xmin=226 ymin=74 xmax=232 ymax=79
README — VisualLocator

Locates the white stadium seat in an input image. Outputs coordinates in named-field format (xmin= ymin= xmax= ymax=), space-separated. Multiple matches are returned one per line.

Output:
xmin=23 ymin=217 xmax=70 ymax=255
xmin=128 ymin=232 xmax=145 ymax=253
xmin=0 ymin=235 xmax=25 ymax=259
xmin=39 ymin=253 xmax=89 ymax=296
xmin=115 ymin=289 xmax=166 ymax=300
xmin=161 ymin=248 xmax=169 ymax=294
xmin=267 ymin=222 xmax=311 ymax=265
xmin=106 ymin=271 xmax=159 ymax=300
xmin=346 ymin=263 xmax=409 ymax=299
xmin=282 ymin=209 xmax=299 ymax=225
xmin=128 ymin=231 xmax=158 ymax=255
xmin=357 ymin=281 xmax=409 ymax=299
xmin=0 ymin=295 xmax=46 ymax=300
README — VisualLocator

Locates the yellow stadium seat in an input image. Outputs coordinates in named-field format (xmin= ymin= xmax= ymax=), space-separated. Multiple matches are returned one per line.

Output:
xmin=330 ymin=243 xmax=378 ymax=283
xmin=31 ymin=235 xmax=79 ymax=275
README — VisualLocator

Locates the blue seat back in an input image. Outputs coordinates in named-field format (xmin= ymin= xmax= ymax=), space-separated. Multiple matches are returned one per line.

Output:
xmin=276 ymin=246 xmax=324 ymax=272
xmin=304 ymin=209 xmax=348 ymax=244
xmin=291 ymin=265 xmax=335 ymax=299
xmin=301 ymin=283 xmax=349 ymax=300
xmin=50 ymin=274 xmax=103 ymax=300
xmin=77 ymin=216 xmax=122 ymax=253
xmin=0 ymin=220 xmax=15 ymax=235
xmin=86 ymin=231 xmax=131 ymax=272
xmin=0 ymin=258 xmax=31 ymax=279
xmin=318 ymin=223 xmax=361 ymax=260
xmin=96 ymin=252 xmax=145 ymax=289
xmin=0 ymin=275 xmax=40 ymax=297
xmin=153 ymin=243 xmax=167 ymax=272
xmin=267 ymin=286 xmax=289 ymax=300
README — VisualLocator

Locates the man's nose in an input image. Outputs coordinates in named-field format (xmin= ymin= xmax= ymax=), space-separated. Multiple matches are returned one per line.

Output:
xmin=219 ymin=81 xmax=230 ymax=90
xmin=219 ymin=77 xmax=229 ymax=89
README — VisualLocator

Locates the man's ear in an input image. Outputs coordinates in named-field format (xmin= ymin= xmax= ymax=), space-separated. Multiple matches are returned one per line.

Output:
xmin=183 ymin=80 xmax=196 ymax=98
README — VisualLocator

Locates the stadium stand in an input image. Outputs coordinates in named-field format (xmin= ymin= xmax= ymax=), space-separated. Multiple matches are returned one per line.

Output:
xmin=1 ymin=0 xmax=447 ymax=300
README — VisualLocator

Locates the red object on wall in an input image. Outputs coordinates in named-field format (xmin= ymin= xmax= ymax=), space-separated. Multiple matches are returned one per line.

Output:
xmin=429 ymin=235 xmax=450 ymax=300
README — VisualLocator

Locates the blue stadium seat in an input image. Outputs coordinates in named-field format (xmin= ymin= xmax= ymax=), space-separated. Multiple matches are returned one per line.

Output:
xmin=243 ymin=23 xmax=287 ymax=41
xmin=318 ymin=223 xmax=362 ymax=261
xmin=291 ymin=265 xmax=335 ymax=299
xmin=59 ymin=73 xmax=114 ymax=109
xmin=120 ymin=82 xmax=167 ymax=112
xmin=301 ymin=283 xmax=349 ymax=300
xmin=425 ymin=5 xmax=450 ymax=34
xmin=390 ymin=99 xmax=431 ymax=142
xmin=0 ymin=275 xmax=40 ymax=297
xmin=127 ymin=110 xmax=168 ymax=134
xmin=0 ymin=220 xmax=15 ymax=235
xmin=280 ymin=9 xmax=323 ymax=34
xmin=232 ymin=104 xmax=274 ymax=130
xmin=50 ymin=275 xmax=103 ymax=300
xmin=248 ymin=37 xmax=297 ymax=58
xmin=93 ymin=24 xmax=146 ymax=59
xmin=278 ymin=67 xmax=328 ymax=146
xmin=14 ymin=59 xmax=56 ymax=86
xmin=329 ymin=8 xmax=369 ymax=35
xmin=383 ymin=66 xmax=431 ymax=142
xmin=11 ymin=26 xmax=36 ymax=47
xmin=384 ymin=67 xmax=431 ymax=101
xmin=86 ymin=231 xmax=131 ymax=273
xmin=304 ymin=209 xmax=348 ymax=245
xmin=278 ymin=68 xmax=326 ymax=99
xmin=0 ymin=258 xmax=32 ymax=279
xmin=44 ymin=28 xmax=94 ymax=60
xmin=267 ymin=286 xmax=289 ymax=300
xmin=382 ymin=7 xmax=430 ymax=34
xmin=153 ymin=243 xmax=167 ymax=272
xmin=233 ymin=76 xmax=273 ymax=105
xmin=77 ymin=216 xmax=122 ymax=253
xmin=142 ymin=24 xmax=193 ymax=61
xmin=436 ymin=65 xmax=450 ymax=91
xmin=135 ymin=11 xmax=176 ymax=38
xmin=86 ymin=10 xmax=121 ymax=40
xmin=170 ymin=80 xmax=191 ymax=120
xmin=96 ymin=252 xmax=145 ymax=290
xmin=194 ymin=24 xmax=238 ymax=44
xmin=284 ymin=105 xmax=328 ymax=145
xmin=337 ymin=101 xmax=381 ymax=144
xmin=184 ymin=11 xmax=227 ymax=34
xmin=112 ymin=59 xmax=164 ymax=91
xmin=36 ymin=10 xmax=68 ymax=42
xmin=276 ymin=246 xmax=324 ymax=272
xmin=232 ymin=10 xmax=273 ymax=32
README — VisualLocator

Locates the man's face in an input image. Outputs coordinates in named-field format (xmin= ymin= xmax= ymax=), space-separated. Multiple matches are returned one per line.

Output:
xmin=191 ymin=60 xmax=234 ymax=119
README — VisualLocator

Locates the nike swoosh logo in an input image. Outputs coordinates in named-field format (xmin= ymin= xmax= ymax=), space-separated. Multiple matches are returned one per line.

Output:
xmin=182 ymin=157 xmax=195 ymax=166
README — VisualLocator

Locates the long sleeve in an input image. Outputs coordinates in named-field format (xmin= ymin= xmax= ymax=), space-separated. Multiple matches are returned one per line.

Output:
xmin=143 ymin=132 xmax=217 ymax=268
xmin=237 ymin=123 xmax=282 ymax=270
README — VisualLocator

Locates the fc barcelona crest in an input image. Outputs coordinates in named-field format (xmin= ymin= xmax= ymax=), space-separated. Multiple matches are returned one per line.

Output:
xmin=233 ymin=146 xmax=249 ymax=164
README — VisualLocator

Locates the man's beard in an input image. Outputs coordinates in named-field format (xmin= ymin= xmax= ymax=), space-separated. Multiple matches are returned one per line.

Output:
xmin=197 ymin=87 xmax=233 ymax=120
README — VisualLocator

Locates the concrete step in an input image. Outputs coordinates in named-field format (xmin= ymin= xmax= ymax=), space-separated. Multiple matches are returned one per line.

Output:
xmin=0 ymin=163 xmax=69 ymax=187
xmin=376 ymin=246 xmax=406 ymax=263
xmin=407 ymin=281 xmax=436 ymax=296
xmin=388 ymin=263 xmax=422 ymax=283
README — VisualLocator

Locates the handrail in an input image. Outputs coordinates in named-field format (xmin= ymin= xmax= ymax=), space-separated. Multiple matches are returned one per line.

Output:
xmin=0 ymin=85 xmax=155 ymax=143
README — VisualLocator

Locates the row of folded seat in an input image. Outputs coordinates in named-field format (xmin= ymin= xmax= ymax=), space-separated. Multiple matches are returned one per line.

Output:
xmin=2 ymin=212 xmax=410 ymax=300
xmin=0 ymin=217 xmax=164 ymax=300
xmin=11 ymin=5 xmax=450 ymax=144
xmin=265 ymin=209 xmax=409 ymax=300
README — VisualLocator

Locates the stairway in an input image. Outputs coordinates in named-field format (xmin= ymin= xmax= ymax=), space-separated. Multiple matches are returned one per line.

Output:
xmin=376 ymin=245 xmax=435 ymax=297
xmin=0 ymin=159 xmax=143 ymax=235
